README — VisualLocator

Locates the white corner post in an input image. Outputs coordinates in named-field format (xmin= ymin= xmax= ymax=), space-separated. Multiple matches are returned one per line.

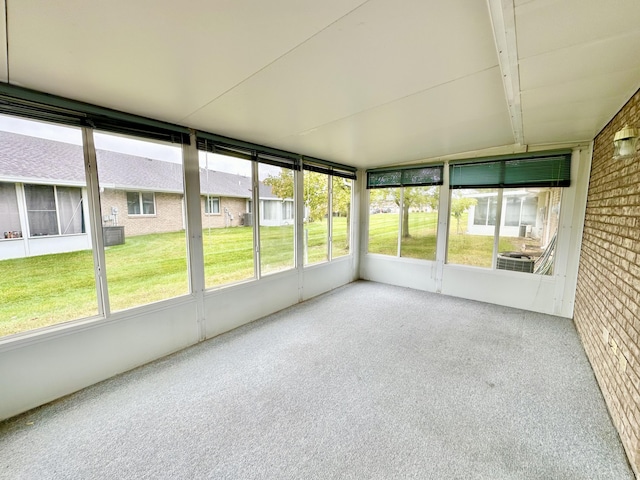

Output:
xmin=182 ymin=131 xmax=206 ymax=341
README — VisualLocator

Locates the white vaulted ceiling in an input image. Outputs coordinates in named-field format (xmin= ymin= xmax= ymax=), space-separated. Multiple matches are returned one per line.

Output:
xmin=2 ymin=0 xmax=640 ymax=168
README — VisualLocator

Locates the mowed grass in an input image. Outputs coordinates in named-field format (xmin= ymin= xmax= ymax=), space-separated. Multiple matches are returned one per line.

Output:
xmin=1 ymin=213 xmax=516 ymax=337
xmin=368 ymin=211 xmax=521 ymax=267
xmin=1 ymin=219 xmax=350 ymax=336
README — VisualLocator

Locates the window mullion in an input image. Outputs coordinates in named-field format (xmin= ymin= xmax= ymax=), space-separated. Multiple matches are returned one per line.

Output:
xmin=492 ymin=189 xmax=504 ymax=269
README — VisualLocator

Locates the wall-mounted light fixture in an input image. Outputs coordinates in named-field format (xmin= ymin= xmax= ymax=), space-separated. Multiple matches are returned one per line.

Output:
xmin=613 ymin=124 xmax=639 ymax=158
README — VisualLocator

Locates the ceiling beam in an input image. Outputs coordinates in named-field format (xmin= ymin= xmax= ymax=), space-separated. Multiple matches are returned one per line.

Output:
xmin=487 ymin=0 xmax=523 ymax=145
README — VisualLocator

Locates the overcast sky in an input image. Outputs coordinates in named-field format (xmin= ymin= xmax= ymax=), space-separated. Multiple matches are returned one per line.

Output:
xmin=0 ymin=114 xmax=279 ymax=179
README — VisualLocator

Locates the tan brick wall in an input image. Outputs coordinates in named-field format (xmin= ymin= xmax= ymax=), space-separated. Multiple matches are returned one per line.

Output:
xmin=101 ymin=190 xmax=250 ymax=236
xmin=574 ymin=88 xmax=640 ymax=477
xmin=100 ymin=190 xmax=184 ymax=236
xmin=201 ymin=196 xmax=248 ymax=229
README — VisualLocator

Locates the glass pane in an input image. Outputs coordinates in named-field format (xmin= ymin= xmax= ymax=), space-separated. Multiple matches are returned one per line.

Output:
xmin=304 ymin=171 xmax=328 ymax=265
xmin=400 ymin=186 xmax=439 ymax=260
xmin=57 ymin=187 xmax=85 ymax=234
xmin=260 ymin=165 xmax=295 ymax=275
xmin=447 ymin=189 xmax=497 ymax=267
xmin=127 ymin=192 xmax=140 ymax=215
xmin=498 ymin=188 xmax=562 ymax=275
xmin=0 ymin=116 xmax=97 ymax=337
xmin=141 ymin=192 xmax=155 ymax=214
xmin=94 ymin=131 xmax=188 ymax=312
xmin=200 ymin=150 xmax=255 ymax=288
xmin=25 ymin=184 xmax=58 ymax=236
xmin=368 ymin=188 xmax=400 ymax=255
xmin=0 ymin=182 xmax=22 ymax=237
xmin=331 ymin=177 xmax=351 ymax=259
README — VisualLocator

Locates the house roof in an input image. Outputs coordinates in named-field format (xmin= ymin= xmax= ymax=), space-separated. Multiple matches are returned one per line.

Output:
xmin=0 ymin=131 xmax=277 ymax=199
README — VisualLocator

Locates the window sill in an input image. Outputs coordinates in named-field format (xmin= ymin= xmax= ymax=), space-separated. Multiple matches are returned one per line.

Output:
xmin=128 ymin=214 xmax=157 ymax=218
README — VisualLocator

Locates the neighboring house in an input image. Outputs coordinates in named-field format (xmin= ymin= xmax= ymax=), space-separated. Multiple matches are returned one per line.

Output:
xmin=466 ymin=189 xmax=561 ymax=246
xmin=0 ymin=131 xmax=290 ymax=260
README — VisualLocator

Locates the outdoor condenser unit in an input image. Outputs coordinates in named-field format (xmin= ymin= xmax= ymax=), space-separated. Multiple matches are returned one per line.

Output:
xmin=496 ymin=252 xmax=535 ymax=273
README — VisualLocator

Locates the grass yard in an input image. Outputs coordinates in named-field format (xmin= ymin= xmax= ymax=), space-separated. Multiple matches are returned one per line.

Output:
xmin=368 ymin=211 xmax=522 ymax=267
xmin=0 ymin=219 xmax=350 ymax=337
xmin=1 ymin=213 xmax=519 ymax=337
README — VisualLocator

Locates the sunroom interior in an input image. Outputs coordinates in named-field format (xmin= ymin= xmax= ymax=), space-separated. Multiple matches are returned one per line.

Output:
xmin=1 ymin=0 xmax=640 ymax=476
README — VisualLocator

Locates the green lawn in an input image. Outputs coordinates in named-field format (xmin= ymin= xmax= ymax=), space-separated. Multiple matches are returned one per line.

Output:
xmin=1 ymin=214 xmax=519 ymax=337
xmin=368 ymin=211 xmax=522 ymax=267
xmin=0 ymin=219 xmax=350 ymax=337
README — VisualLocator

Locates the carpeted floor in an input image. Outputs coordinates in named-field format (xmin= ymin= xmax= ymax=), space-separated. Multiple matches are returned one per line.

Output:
xmin=0 ymin=281 xmax=633 ymax=479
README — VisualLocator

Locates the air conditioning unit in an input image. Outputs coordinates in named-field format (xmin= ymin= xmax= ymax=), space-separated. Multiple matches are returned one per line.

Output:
xmin=496 ymin=252 xmax=534 ymax=273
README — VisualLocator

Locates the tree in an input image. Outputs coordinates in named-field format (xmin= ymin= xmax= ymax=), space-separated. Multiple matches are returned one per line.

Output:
xmin=263 ymin=169 xmax=352 ymax=249
xmin=450 ymin=195 xmax=477 ymax=234
xmin=369 ymin=186 xmax=438 ymax=238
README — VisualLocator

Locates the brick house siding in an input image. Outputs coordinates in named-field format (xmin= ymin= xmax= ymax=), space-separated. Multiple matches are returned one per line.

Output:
xmin=100 ymin=189 xmax=184 ymax=236
xmin=101 ymin=189 xmax=251 ymax=236
xmin=574 ymin=88 xmax=640 ymax=477
xmin=201 ymin=196 xmax=249 ymax=229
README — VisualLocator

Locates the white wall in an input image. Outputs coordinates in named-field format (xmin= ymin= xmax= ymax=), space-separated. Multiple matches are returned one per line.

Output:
xmin=360 ymin=147 xmax=590 ymax=318
xmin=0 ymin=247 xmax=357 ymax=421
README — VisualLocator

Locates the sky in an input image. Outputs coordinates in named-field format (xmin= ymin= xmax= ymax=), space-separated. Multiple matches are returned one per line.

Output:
xmin=0 ymin=114 xmax=278 ymax=179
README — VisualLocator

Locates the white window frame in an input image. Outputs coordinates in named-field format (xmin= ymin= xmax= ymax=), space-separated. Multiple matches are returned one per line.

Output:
xmin=127 ymin=191 xmax=156 ymax=216
xmin=204 ymin=196 xmax=220 ymax=215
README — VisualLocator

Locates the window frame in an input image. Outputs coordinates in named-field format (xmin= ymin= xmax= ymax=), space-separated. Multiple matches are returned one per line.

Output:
xmin=24 ymin=183 xmax=85 ymax=237
xmin=127 ymin=191 xmax=156 ymax=216
xmin=204 ymin=196 xmax=221 ymax=215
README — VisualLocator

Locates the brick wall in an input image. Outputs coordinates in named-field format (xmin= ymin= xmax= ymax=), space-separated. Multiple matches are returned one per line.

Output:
xmin=100 ymin=190 xmax=184 ymax=236
xmin=201 ymin=196 xmax=248 ymax=229
xmin=574 ymin=88 xmax=640 ymax=477
xmin=101 ymin=190 xmax=250 ymax=235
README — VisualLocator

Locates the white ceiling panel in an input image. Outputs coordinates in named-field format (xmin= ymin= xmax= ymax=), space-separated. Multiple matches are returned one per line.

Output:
xmin=271 ymin=67 xmax=514 ymax=167
xmin=2 ymin=0 xmax=640 ymax=169
xmin=519 ymin=30 xmax=640 ymax=92
xmin=184 ymin=0 xmax=499 ymax=143
xmin=516 ymin=0 xmax=640 ymax=59
xmin=7 ymin=0 xmax=367 ymax=123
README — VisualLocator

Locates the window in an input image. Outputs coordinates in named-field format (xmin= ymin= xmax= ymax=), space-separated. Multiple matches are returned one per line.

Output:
xmin=24 ymin=184 xmax=85 ymax=236
xmin=331 ymin=177 xmax=352 ymax=259
xmin=304 ymin=170 xmax=329 ymax=265
xmin=0 ymin=116 xmax=97 ymax=337
xmin=399 ymin=186 xmax=439 ymax=260
xmin=0 ymin=182 xmax=21 ymax=238
xmin=282 ymin=201 xmax=294 ymax=221
xmin=127 ymin=191 xmax=155 ymax=215
xmin=498 ymin=188 xmax=562 ymax=275
xmin=367 ymin=165 xmax=442 ymax=259
xmin=260 ymin=164 xmax=295 ymax=275
xmin=199 ymin=147 xmax=255 ymax=288
xmin=447 ymin=189 xmax=497 ymax=267
xmin=205 ymin=196 xmax=220 ymax=214
xmin=95 ymin=132 xmax=188 ymax=312
xmin=448 ymin=153 xmax=570 ymax=273
xmin=368 ymin=187 xmax=400 ymax=255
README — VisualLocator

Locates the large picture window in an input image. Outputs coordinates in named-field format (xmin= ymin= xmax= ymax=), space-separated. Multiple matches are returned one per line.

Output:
xmin=95 ymin=131 xmax=188 ymax=312
xmin=0 ymin=116 xmax=97 ymax=337
xmin=448 ymin=153 xmax=570 ymax=274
